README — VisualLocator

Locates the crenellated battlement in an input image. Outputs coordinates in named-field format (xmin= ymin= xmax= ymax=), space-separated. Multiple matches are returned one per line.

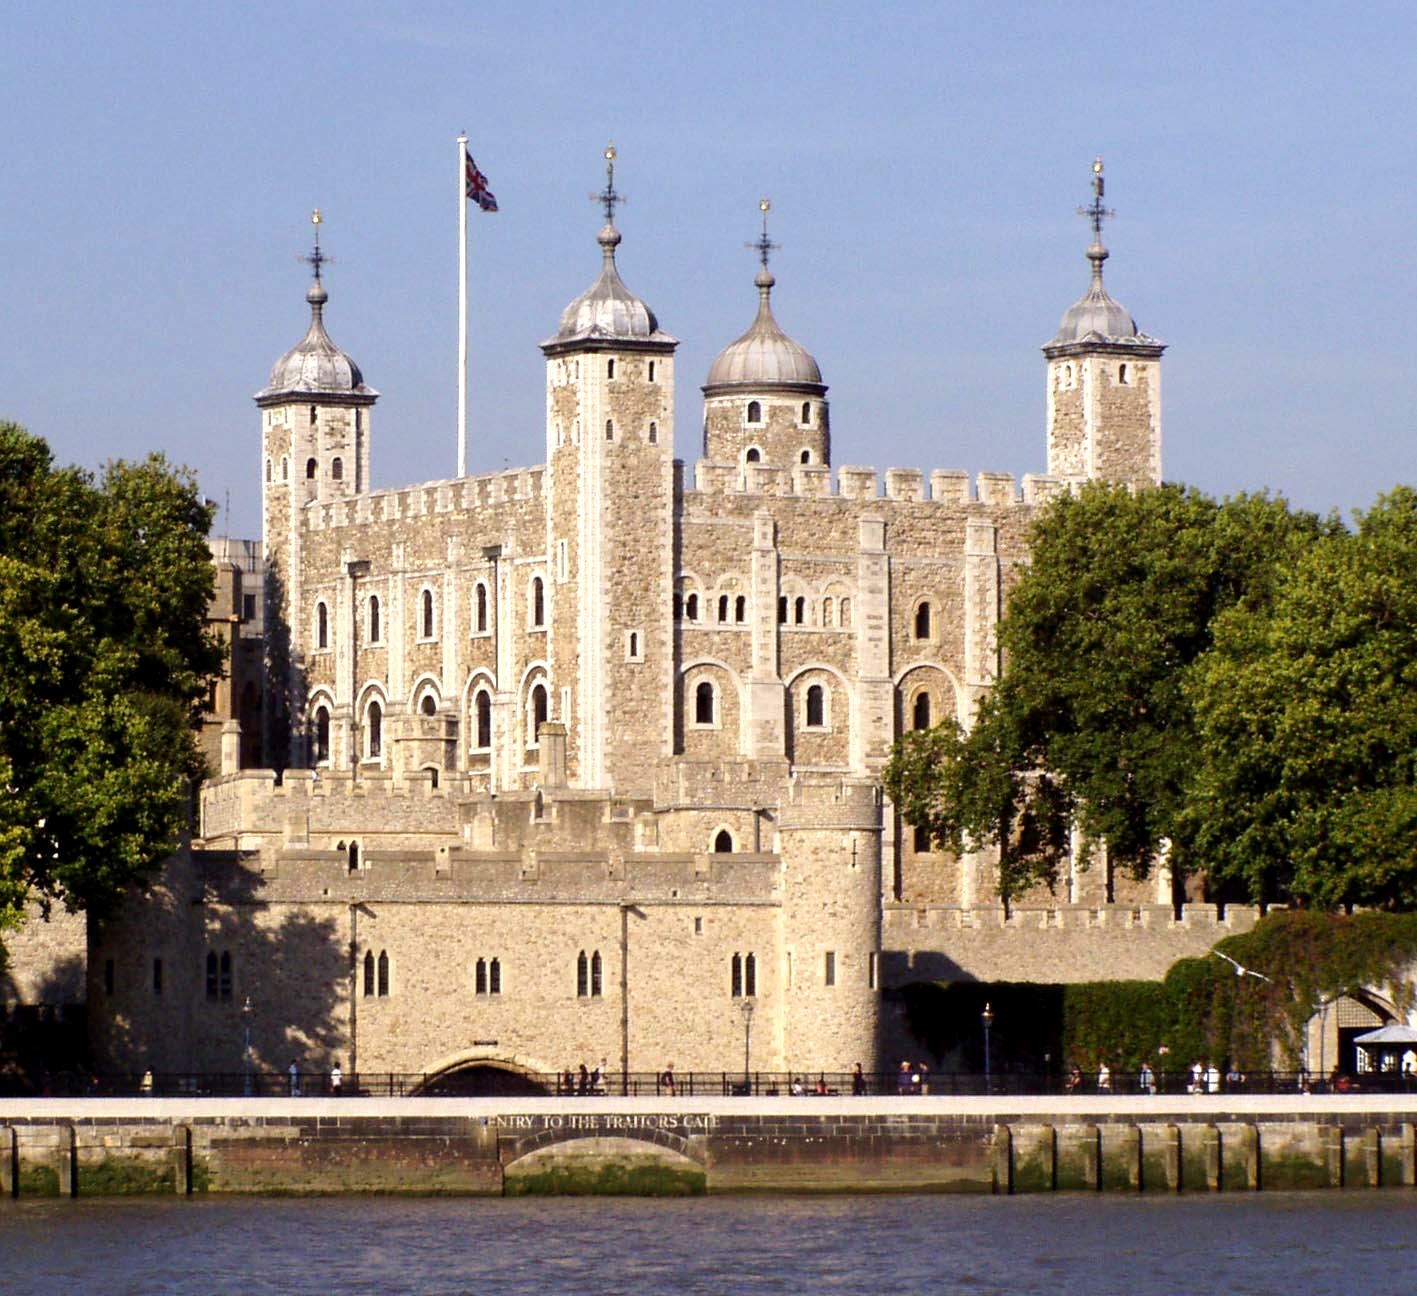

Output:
xmin=305 ymin=464 xmax=547 ymax=532
xmin=687 ymin=459 xmax=1067 ymax=508
xmin=882 ymin=902 xmax=1263 ymax=936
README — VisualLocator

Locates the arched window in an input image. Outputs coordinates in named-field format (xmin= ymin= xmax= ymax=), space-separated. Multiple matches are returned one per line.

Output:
xmin=281 ymin=457 xmax=289 ymax=482
xmin=475 ymin=690 xmax=492 ymax=749
xmin=377 ymin=950 xmax=389 ymax=997
xmin=476 ymin=958 xmax=487 ymax=995
xmin=673 ymin=592 xmax=683 ymax=620
xmin=648 ymin=421 xmax=658 ymax=444
xmin=912 ymin=692 xmax=932 ymax=731
xmin=806 ymin=684 xmax=825 ymax=728
xmin=305 ymin=457 xmax=317 ymax=480
xmin=606 ymin=358 xmax=616 ymax=379
xmin=746 ymin=400 xmax=762 ymax=424
xmin=714 ymin=829 xmax=733 ymax=854
xmin=1118 ymin=362 xmax=1129 ymax=384
xmin=718 ymin=594 xmax=730 ymax=623
xmin=822 ymin=598 xmax=834 ymax=627
xmin=914 ymin=601 xmax=931 ymax=639
xmin=265 ymin=458 xmax=272 ymax=483
xmin=801 ymin=402 xmax=812 ymax=425
xmin=347 ymin=841 xmax=360 ymax=872
xmin=363 ymin=950 xmax=375 ymax=997
xmin=420 ymin=694 xmax=437 ymax=716
xmin=685 ymin=593 xmax=699 ymax=622
xmin=331 ymin=457 xmax=343 ymax=481
xmin=368 ymin=595 xmax=381 ymax=644
xmin=421 ymin=588 xmax=435 ymax=638
xmin=316 ymin=602 xmax=329 ymax=649
xmin=648 ymin=360 xmax=656 ymax=382
xmin=627 ymin=631 xmax=640 ymax=659
xmin=745 ymin=446 xmax=761 ymax=463
xmin=309 ymin=405 xmax=318 ymax=425
xmin=735 ymin=595 xmax=746 ymax=623
xmin=840 ymin=598 xmax=851 ymax=627
xmin=591 ymin=951 xmax=602 ymax=997
xmin=489 ymin=957 xmax=501 ymax=995
xmin=529 ymin=684 xmax=548 ymax=743
xmin=731 ymin=953 xmax=743 ymax=997
xmin=530 ymin=577 xmax=545 ymax=628
xmin=778 ymin=596 xmax=788 ymax=625
xmin=800 ymin=448 xmax=812 ymax=464
xmin=605 ymin=419 xmax=614 ymax=441
xmin=313 ymin=706 xmax=330 ymax=763
xmin=794 ymin=596 xmax=806 ymax=625
xmin=577 ymin=950 xmax=589 ymax=997
xmin=695 ymin=681 xmax=715 ymax=725
xmin=367 ymin=700 xmax=382 ymax=758
xmin=474 ymin=582 xmax=489 ymax=633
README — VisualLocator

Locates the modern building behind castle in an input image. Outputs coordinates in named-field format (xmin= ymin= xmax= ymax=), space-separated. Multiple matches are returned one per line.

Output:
xmin=77 ymin=156 xmax=1288 ymax=1091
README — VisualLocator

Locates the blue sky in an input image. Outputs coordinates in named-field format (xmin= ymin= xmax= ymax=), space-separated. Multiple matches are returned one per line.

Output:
xmin=2 ymin=2 xmax=1413 ymax=539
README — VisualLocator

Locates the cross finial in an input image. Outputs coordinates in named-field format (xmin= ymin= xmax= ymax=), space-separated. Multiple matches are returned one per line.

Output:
xmin=1077 ymin=156 xmax=1115 ymax=247
xmin=300 ymin=208 xmax=332 ymax=281
xmin=592 ymin=143 xmax=624 ymax=225
xmin=746 ymin=196 xmax=779 ymax=269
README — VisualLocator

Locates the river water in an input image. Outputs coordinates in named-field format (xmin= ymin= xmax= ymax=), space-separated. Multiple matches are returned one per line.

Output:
xmin=1 ymin=1193 xmax=1413 ymax=1295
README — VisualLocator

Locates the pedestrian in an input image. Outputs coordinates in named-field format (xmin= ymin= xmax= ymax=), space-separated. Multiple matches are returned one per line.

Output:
xmin=1224 ymin=1063 xmax=1244 ymax=1091
xmin=1204 ymin=1060 xmax=1220 ymax=1094
xmin=577 ymin=1062 xmax=589 ymax=1096
xmin=1096 ymin=1061 xmax=1112 ymax=1093
xmin=140 ymin=1068 xmax=154 ymax=1096
xmin=562 ymin=1067 xmax=575 ymax=1096
xmin=851 ymin=1062 xmax=866 ymax=1096
xmin=659 ymin=1062 xmax=675 ymax=1097
xmin=1189 ymin=1060 xmax=1204 ymax=1094
xmin=897 ymin=1061 xmax=912 ymax=1095
xmin=594 ymin=1057 xmax=607 ymax=1094
xmin=288 ymin=1058 xmax=301 ymax=1097
xmin=1065 ymin=1065 xmax=1082 ymax=1093
xmin=329 ymin=1059 xmax=342 ymax=1096
xmin=1138 ymin=1061 xmax=1156 ymax=1095
xmin=918 ymin=1061 xmax=931 ymax=1095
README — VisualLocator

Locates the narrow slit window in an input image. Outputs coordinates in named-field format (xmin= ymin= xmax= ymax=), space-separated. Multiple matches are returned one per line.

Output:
xmin=695 ymin=681 xmax=715 ymax=725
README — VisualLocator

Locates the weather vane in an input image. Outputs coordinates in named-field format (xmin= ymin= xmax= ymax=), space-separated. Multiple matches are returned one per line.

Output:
xmin=747 ymin=196 xmax=779 ymax=269
xmin=300 ymin=208 xmax=332 ymax=280
xmin=591 ymin=144 xmax=625 ymax=225
xmin=1077 ymin=156 xmax=1115 ymax=245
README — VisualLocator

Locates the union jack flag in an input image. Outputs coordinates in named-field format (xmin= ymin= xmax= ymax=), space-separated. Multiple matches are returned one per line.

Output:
xmin=465 ymin=150 xmax=498 ymax=212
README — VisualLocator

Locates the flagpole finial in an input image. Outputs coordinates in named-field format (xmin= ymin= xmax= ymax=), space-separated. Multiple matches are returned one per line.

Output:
xmin=592 ymin=143 xmax=625 ymax=229
xmin=1076 ymin=155 xmax=1115 ymax=282
xmin=300 ymin=209 xmax=330 ymax=286
xmin=746 ymin=196 xmax=779 ymax=281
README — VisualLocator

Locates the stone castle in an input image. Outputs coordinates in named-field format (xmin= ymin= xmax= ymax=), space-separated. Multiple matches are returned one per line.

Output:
xmin=75 ymin=155 xmax=1277 ymax=1090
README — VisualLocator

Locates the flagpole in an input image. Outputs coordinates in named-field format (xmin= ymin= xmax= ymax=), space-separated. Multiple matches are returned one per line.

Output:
xmin=457 ymin=132 xmax=468 ymax=479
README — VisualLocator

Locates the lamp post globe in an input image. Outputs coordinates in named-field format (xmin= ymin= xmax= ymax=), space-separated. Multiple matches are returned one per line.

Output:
xmin=981 ymin=1001 xmax=995 ymax=1095
xmin=740 ymin=999 xmax=755 ymax=1094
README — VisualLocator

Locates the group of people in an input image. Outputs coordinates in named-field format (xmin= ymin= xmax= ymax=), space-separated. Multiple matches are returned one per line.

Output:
xmin=559 ymin=1059 xmax=611 ymax=1096
xmin=1060 ymin=1058 xmax=1245 ymax=1095
xmin=896 ymin=1060 xmax=931 ymax=1095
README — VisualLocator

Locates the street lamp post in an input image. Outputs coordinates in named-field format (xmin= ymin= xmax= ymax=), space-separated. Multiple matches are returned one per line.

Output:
xmin=241 ymin=996 xmax=253 ymax=1097
xmin=981 ymin=1001 xmax=995 ymax=1096
xmin=740 ymin=999 xmax=754 ymax=1095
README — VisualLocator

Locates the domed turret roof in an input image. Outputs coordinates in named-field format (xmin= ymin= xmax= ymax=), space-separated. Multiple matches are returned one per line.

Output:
xmin=705 ymin=267 xmax=823 ymax=390
xmin=257 ymin=278 xmax=377 ymax=402
xmin=542 ymin=146 xmax=675 ymax=353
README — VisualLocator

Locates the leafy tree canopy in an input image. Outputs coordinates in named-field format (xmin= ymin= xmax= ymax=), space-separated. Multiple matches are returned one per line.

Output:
xmin=0 ymin=422 xmax=222 ymax=925
xmin=1188 ymin=487 xmax=1417 ymax=908
xmin=884 ymin=481 xmax=1329 ymax=900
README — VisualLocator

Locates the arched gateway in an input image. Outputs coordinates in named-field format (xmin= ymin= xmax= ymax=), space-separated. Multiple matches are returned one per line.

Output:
xmin=414 ymin=1054 xmax=552 ymax=1098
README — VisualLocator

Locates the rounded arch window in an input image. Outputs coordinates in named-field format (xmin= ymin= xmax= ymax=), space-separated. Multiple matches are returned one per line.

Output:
xmin=315 ymin=601 xmax=329 ymax=649
xmin=474 ymin=582 xmax=489 ymax=633
xmin=474 ymin=689 xmax=492 ymax=750
xmin=420 ymin=693 xmax=437 ymax=717
xmin=265 ymin=459 xmax=272 ymax=483
xmin=281 ymin=456 xmax=289 ymax=482
xmin=366 ymin=699 xmax=383 ymax=759
xmin=734 ymin=595 xmax=746 ymax=623
xmin=914 ymin=601 xmax=932 ymax=640
xmin=648 ymin=421 xmax=658 ymax=444
xmin=313 ymin=705 xmax=330 ymax=763
xmin=305 ymin=457 xmax=317 ymax=480
xmin=745 ymin=446 xmax=761 ymax=464
xmin=685 ymin=592 xmax=699 ymax=622
xmin=421 ymin=588 xmax=435 ymax=638
xmin=331 ymin=457 xmax=343 ymax=481
xmin=801 ymin=402 xmax=812 ymax=425
xmin=805 ymin=683 xmax=826 ymax=728
xmin=368 ymin=595 xmax=381 ymax=644
xmin=694 ymin=680 xmax=716 ymax=725
xmin=912 ymin=691 xmax=932 ymax=731
xmin=718 ymin=594 xmax=730 ymax=623
xmin=530 ymin=576 xmax=545 ymax=628
xmin=713 ymin=829 xmax=733 ymax=854
xmin=529 ymin=683 xmax=548 ymax=744
xmin=746 ymin=400 xmax=762 ymax=425
xmin=1118 ymin=362 xmax=1129 ymax=384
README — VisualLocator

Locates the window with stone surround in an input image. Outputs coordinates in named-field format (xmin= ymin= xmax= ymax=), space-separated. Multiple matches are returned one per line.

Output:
xmin=746 ymin=400 xmax=762 ymax=425
xmin=592 ymin=951 xmax=602 ymax=996
xmin=577 ymin=950 xmax=603 ymax=998
xmin=606 ymin=358 xmax=616 ymax=379
xmin=685 ymin=592 xmax=699 ymax=622
xmin=281 ymin=456 xmax=289 ymax=482
xmin=625 ymin=630 xmax=643 ymax=663
xmin=718 ymin=594 xmax=730 ymax=623
xmin=315 ymin=601 xmax=329 ymax=650
xmin=713 ymin=828 xmax=733 ymax=853
xmin=363 ymin=950 xmax=374 ymax=996
xmin=366 ymin=699 xmax=383 ymax=759
xmin=529 ymin=576 xmax=545 ymax=629
xmin=331 ymin=457 xmax=343 ymax=481
xmin=312 ymin=705 xmax=330 ymax=763
xmin=206 ymin=950 xmax=232 ymax=1001
xmin=420 ymin=694 xmax=437 ymax=717
xmin=731 ymin=952 xmax=757 ymax=997
xmin=824 ymin=951 xmax=836 ymax=987
xmin=913 ymin=823 xmax=931 ymax=853
xmin=693 ymin=680 xmax=716 ymax=727
xmin=368 ymin=595 xmax=382 ymax=644
xmin=265 ymin=458 xmax=272 ymax=483
xmin=378 ymin=951 xmax=390 ymax=997
xmin=605 ymin=419 xmax=614 ymax=441
xmin=475 ymin=957 xmax=502 ymax=995
xmin=800 ymin=448 xmax=812 ymax=464
xmin=914 ymin=600 xmax=932 ymax=640
xmin=778 ymin=595 xmax=788 ymax=625
xmin=648 ymin=421 xmax=658 ymax=443
xmin=473 ymin=689 xmax=492 ymax=750
xmin=648 ymin=359 xmax=656 ymax=382
xmin=839 ymin=597 xmax=851 ymax=627
xmin=805 ymin=684 xmax=827 ymax=729
xmin=473 ymin=582 xmax=490 ymax=634
xmin=305 ymin=457 xmax=316 ymax=480
xmin=912 ymin=691 xmax=931 ymax=731
xmin=745 ymin=446 xmax=761 ymax=464
xmin=793 ymin=596 xmax=806 ymax=625
xmin=419 ymin=587 xmax=436 ymax=640
xmin=735 ymin=595 xmax=746 ymax=624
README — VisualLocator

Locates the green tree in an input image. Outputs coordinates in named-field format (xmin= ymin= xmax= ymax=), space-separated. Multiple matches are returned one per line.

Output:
xmin=1188 ymin=487 xmax=1417 ymax=907
xmin=0 ymin=422 xmax=222 ymax=926
xmin=884 ymin=482 xmax=1325 ymax=899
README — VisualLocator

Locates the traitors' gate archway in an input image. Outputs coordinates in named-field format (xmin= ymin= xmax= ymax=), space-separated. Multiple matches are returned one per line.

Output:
xmin=416 ymin=1061 xmax=551 ymax=1098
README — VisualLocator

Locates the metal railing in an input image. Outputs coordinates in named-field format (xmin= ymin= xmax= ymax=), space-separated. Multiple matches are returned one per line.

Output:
xmin=3 ymin=1067 xmax=1412 ymax=1099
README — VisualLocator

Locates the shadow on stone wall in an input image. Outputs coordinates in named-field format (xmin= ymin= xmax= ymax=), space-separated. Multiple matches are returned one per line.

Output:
xmin=0 ymin=952 xmax=89 ymax=1092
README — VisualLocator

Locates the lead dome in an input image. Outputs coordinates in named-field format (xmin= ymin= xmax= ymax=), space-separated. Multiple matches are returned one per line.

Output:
xmin=705 ymin=266 xmax=823 ymax=391
xmin=258 ymin=276 xmax=376 ymax=401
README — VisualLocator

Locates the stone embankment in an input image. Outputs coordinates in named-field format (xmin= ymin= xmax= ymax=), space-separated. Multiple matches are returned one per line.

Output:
xmin=1 ymin=1096 xmax=1415 ymax=1196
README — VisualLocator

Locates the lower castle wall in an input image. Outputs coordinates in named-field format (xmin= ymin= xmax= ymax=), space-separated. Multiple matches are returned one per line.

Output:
xmin=1 ymin=1096 xmax=1413 ymax=1196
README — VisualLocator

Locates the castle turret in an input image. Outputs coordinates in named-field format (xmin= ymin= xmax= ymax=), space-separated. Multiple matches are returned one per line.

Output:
xmin=1043 ymin=159 xmax=1163 ymax=490
xmin=703 ymin=200 xmax=828 ymax=471
xmin=256 ymin=211 xmax=377 ymax=767
xmin=539 ymin=147 xmax=677 ymax=794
